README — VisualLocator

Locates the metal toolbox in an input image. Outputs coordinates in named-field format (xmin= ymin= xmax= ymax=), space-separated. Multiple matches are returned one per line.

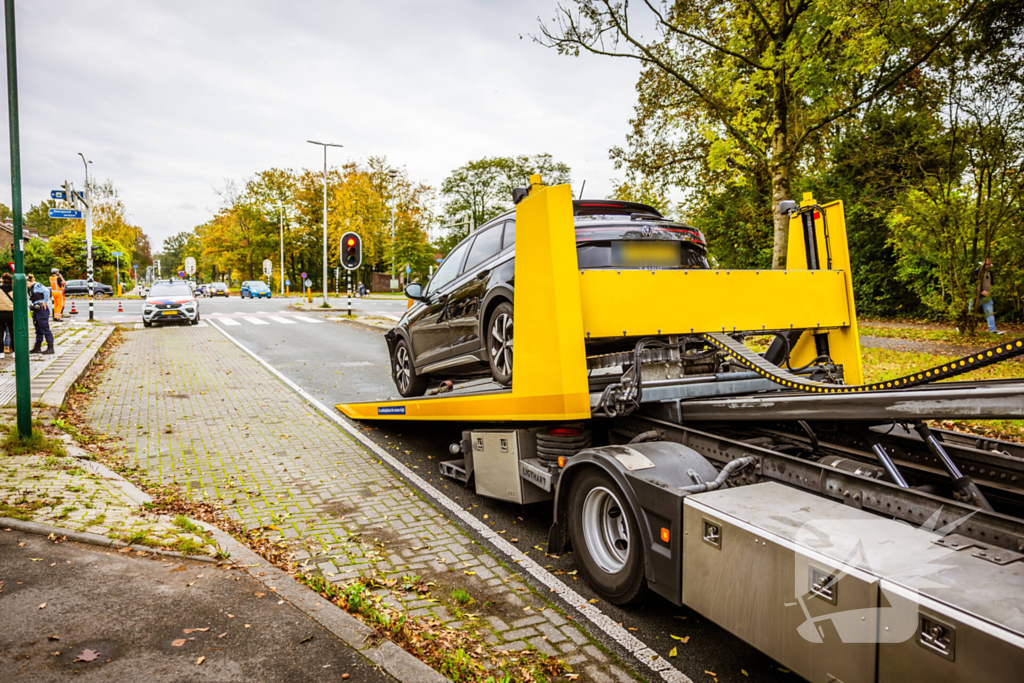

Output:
xmin=682 ymin=481 xmax=1024 ymax=683
xmin=877 ymin=562 xmax=1024 ymax=680
xmin=469 ymin=429 xmax=552 ymax=505
xmin=682 ymin=482 xmax=878 ymax=683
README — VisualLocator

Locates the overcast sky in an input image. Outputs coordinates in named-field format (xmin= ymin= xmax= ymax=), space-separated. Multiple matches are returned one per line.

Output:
xmin=1 ymin=0 xmax=643 ymax=252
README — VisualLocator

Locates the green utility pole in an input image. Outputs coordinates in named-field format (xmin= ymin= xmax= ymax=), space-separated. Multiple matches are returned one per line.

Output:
xmin=5 ymin=0 xmax=31 ymax=437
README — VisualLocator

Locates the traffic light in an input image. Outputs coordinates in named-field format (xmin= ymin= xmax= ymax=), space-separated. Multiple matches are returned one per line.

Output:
xmin=341 ymin=232 xmax=362 ymax=270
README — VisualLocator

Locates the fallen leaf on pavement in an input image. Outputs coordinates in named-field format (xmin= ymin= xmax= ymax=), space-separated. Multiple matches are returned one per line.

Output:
xmin=74 ymin=649 xmax=100 ymax=662
xmin=217 ymin=632 xmax=227 ymax=639
xmin=30 ymin=558 xmax=43 ymax=561
xmin=244 ymin=624 xmax=251 ymax=629
xmin=226 ymin=614 xmax=235 ymax=618
xmin=196 ymin=656 xmax=205 ymax=665
xmin=671 ymin=635 xmax=690 ymax=643
xmin=254 ymin=592 xmax=265 ymax=598
xmin=48 ymin=635 xmax=60 ymax=641
xmin=669 ymin=647 xmax=678 ymax=658
xmin=742 ymin=670 xmax=749 ymax=677
xmin=172 ymin=639 xmax=187 ymax=647
xmin=183 ymin=628 xmax=210 ymax=634
xmin=38 ymin=603 xmax=46 ymax=609
xmin=705 ymin=672 xmax=716 ymax=677
xmin=299 ymin=635 xmax=314 ymax=644
xmin=587 ymin=599 xmax=599 ymax=604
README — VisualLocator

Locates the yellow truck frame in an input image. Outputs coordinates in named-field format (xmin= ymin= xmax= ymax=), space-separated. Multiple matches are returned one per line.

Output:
xmin=338 ymin=176 xmax=859 ymax=421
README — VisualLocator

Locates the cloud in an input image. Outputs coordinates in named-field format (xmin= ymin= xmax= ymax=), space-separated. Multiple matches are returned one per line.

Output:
xmin=0 ymin=0 xmax=641 ymax=251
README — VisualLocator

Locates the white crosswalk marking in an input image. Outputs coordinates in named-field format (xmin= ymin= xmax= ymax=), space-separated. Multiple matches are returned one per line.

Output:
xmin=266 ymin=316 xmax=297 ymax=325
xmin=292 ymin=315 xmax=324 ymax=324
xmin=219 ymin=318 xmax=241 ymax=326
xmin=135 ymin=322 xmax=143 ymax=330
xmin=245 ymin=317 xmax=269 ymax=325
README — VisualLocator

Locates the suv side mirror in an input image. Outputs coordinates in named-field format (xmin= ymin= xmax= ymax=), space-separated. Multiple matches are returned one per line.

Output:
xmin=404 ymin=282 xmax=424 ymax=300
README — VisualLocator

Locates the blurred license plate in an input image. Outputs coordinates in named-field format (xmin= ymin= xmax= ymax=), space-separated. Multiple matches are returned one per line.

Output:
xmin=160 ymin=311 xmax=176 ymax=316
xmin=614 ymin=241 xmax=679 ymax=267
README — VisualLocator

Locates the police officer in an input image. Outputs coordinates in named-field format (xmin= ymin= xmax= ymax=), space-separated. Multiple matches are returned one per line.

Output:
xmin=26 ymin=274 xmax=54 ymax=354
xmin=49 ymin=267 xmax=66 ymax=321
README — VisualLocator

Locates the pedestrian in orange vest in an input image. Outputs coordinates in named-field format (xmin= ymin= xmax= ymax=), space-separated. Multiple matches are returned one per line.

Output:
xmin=50 ymin=268 xmax=66 ymax=321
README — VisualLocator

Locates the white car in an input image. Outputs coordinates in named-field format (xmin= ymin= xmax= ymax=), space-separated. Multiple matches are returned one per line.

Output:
xmin=142 ymin=281 xmax=200 ymax=327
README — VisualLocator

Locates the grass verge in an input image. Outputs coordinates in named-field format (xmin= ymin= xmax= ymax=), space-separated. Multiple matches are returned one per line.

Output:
xmin=862 ymin=346 xmax=1024 ymax=441
xmin=1 ymin=424 xmax=67 ymax=457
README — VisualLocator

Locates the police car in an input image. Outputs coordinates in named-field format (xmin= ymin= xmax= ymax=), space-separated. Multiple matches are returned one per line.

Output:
xmin=142 ymin=281 xmax=200 ymax=327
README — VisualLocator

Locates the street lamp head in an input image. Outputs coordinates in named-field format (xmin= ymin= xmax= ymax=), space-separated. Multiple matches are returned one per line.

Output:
xmin=388 ymin=169 xmax=398 ymax=180
xmin=307 ymin=140 xmax=344 ymax=148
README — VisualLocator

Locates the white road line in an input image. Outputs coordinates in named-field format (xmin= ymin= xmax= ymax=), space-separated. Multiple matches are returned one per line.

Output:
xmin=219 ymin=318 xmax=241 ymax=326
xmin=208 ymin=320 xmax=690 ymax=683
xmin=244 ymin=317 xmax=270 ymax=325
xmin=134 ymin=322 xmax=143 ymax=330
xmin=292 ymin=315 xmax=324 ymax=324
xmin=266 ymin=316 xmax=297 ymax=325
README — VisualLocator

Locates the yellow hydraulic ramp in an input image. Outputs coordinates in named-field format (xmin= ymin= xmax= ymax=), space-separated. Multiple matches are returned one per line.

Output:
xmin=337 ymin=177 xmax=592 ymax=422
xmin=337 ymin=184 xmax=865 ymax=422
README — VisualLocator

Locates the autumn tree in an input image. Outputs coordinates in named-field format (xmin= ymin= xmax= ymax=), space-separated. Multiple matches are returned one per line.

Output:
xmin=540 ymin=0 xmax=978 ymax=268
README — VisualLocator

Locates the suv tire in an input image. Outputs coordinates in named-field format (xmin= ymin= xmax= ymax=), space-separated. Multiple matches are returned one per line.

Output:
xmin=393 ymin=338 xmax=428 ymax=397
xmin=487 ymin=301 xmax=513 ymax=386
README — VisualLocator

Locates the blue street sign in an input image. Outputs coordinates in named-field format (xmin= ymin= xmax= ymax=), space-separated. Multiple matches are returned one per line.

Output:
xmin=285 ymin=279 xmax=291 ymax=287
xmin=405 ymin=266 xmax=411 ymax=274
xmin=112 ymin=251 xmax=122 ymax=256
xmin=51 ymin=190 xmax=66 ymax=200
xmin=48 ymin=208 xmax=82 ymax=219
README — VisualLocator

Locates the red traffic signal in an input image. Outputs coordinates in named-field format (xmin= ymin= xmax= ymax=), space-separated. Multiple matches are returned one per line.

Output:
xmin=340 ymin=232 xmax=362 ymax=271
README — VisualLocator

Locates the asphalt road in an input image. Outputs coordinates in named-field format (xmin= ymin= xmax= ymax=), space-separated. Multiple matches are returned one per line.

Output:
xmin=187 ymin=299 xmax=796 ymax=683
xmin=0 ymin=529 xmax=393 ymax=682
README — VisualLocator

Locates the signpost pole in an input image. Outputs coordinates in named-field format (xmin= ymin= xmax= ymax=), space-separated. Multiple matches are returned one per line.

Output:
xmin=346 ymin=271 xmax=351 ymax=317
xmin=4 ymin=0 xmax=31 ymax=437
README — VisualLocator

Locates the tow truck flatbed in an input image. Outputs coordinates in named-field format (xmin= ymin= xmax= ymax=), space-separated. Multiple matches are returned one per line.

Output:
xmin=336 ymin=180 xmax=1024 ymax=683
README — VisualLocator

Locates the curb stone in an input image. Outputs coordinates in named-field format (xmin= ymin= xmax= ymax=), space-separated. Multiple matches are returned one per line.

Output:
xmin=38 ymin=324 xmax=114 ymax=411
xmin=0 ymin=516 xmax=219 ymax=562
xmin=45 ymin=422 xmax=453 ymax=683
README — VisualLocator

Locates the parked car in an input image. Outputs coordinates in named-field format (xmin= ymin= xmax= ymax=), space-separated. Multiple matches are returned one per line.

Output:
xmin=142 ymin=281 xmax=200 ymax=327
xmin=194 ymin=284 xmax=208 ymax=297
xmin=208 ymin=282 xmax=229 ymax=297
xmin=240 ymin=281 xmax=272 ymax=299
xmin=63 ymin=279 xmax=114 ymax=297
xmin=385 ymin=200 xmax=710 ymax=397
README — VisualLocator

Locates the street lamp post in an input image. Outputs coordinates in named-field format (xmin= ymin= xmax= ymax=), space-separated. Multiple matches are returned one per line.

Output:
xmin=77 ymin=152 xmax=93 ymax=320
xmin=307 ymin=140 xmax=343 ymax=305
xmin=388 ymin=168 xmax=398 ymax=289
xmin=276 ymin=201 xmax=293 ymax=296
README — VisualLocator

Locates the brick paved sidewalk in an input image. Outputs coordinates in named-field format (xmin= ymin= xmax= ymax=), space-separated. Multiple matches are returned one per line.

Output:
xmin=0 ymin=409 xmax=214 ymax=555
xmin=86 ymin=326 xmax=634 ymax=682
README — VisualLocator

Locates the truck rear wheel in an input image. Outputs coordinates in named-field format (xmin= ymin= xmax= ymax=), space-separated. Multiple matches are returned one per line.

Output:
xmin=567 ymin=468 xmax=648 ymax=605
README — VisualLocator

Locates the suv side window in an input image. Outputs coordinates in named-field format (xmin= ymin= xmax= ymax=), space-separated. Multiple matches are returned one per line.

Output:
xmin=462 ymin=225 xmax=502 ymax=274
xmin=426 ymin=241 xmax=470 ymax=295
xmin=501 ymin=220 xmax=515 ymax=251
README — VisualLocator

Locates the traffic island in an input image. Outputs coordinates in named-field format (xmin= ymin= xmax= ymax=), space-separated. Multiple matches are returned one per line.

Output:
xmin=78 ymin=325 xmax=638 ymax=683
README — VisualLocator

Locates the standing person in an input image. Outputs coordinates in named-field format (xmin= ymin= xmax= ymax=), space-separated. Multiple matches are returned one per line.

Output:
xmin=49 ymin=267 xmax=66 ymax=321
xmin=26 ymin=274 xmax=54 ymax=354
xmin=976 ymin=259 xmax=1005 ymax=335
xmin=0 ymin=273 xmax=14 ymax=359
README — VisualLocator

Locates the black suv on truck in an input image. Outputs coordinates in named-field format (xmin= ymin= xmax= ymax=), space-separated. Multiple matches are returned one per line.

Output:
xmin=386 ymin=200 xmax=710 ymax=396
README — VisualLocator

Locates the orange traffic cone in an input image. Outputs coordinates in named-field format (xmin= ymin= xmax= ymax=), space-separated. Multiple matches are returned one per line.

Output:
xmin=69 ymin=300 xmax=78 ymax=315
xmin=117 ymin=301 xmax=123 ymax=312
